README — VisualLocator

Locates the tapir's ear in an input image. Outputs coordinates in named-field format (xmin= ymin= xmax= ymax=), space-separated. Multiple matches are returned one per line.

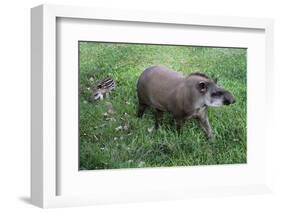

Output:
xmin=198 ymin=81 xmax=207 ymax=93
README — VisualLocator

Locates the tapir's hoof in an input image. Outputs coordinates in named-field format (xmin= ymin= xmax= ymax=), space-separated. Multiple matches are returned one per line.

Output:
xmin=207 ymin=134 xmax=215 ymax=141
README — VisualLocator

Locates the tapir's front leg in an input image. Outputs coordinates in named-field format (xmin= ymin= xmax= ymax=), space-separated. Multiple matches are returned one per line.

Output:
xmin=197 ymin=109 xmax=213 ymax=140
xmin=174 ymin=114 xmax=185 ymax=133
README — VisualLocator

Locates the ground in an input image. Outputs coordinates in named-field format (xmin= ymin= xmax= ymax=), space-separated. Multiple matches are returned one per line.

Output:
xmin=79 ymin=42 xmax=247 ymax=170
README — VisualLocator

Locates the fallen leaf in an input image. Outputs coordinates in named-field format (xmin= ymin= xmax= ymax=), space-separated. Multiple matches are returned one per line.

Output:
xmin=108 ymin=109 xmax=114 ymax=114
xmin=123 ymin=125 xmax=129 ymax=131
xmin=115 ymin=126 xmax=122 ymax=131
xmin=147 ymin=126 xmax=154 ymax=133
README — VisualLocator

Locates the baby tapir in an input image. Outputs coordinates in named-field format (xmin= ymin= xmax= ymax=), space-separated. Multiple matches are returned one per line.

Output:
xmin=136 ymin=65 xmax=235 ymax=139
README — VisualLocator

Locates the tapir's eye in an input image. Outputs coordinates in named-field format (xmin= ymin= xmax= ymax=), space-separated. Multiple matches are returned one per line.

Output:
xmin=198 ymin=81 xmax=207 ymax=93
xmin=211 ymin=91 xmax=223 ymax=97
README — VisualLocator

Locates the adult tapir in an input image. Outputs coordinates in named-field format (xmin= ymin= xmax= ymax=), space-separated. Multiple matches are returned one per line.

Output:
xmin=136 ymin=65 xmax=235 ymax=139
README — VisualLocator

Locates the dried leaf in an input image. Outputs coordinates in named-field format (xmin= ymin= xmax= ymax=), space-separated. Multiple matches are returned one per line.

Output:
xmin=147 ymin=126 xmax=154 ymax=133
xmin=115 ymin=126 xmax=122 ymax=131
xmin=123 ymin=125 xmax=129 ymax=131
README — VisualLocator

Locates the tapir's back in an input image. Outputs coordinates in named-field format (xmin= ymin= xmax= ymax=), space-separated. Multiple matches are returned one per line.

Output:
xmin=137 ymin=65 xmax=185 ymax=111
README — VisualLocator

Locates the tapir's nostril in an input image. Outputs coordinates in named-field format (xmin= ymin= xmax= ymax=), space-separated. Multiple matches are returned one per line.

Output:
xmin=224 ymin=98 xmax=236 ymax=105
xmin=224 ymin=98 xmax=235 ymax=105
xmin=223 ymin=99 xmax=231 ymax=105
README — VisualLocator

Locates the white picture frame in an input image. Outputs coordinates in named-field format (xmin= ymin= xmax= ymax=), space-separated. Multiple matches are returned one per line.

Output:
xmin=31 ymin=4 xmax=274 ymax=208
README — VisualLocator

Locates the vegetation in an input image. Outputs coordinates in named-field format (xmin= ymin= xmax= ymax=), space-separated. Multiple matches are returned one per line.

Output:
xmin=79 ymin=42 xmax=247 ymax=170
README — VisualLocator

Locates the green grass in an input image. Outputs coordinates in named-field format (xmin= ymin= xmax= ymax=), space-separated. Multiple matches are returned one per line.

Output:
xmin=79 ymin=42 xmax=247 ymax=170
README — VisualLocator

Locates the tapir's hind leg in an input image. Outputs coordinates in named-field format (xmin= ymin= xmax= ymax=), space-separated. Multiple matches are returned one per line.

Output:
xmin=154 ymin=109 xmax=163 ymax=129
xmin=137 ymin=102 xmax=148 ymax=118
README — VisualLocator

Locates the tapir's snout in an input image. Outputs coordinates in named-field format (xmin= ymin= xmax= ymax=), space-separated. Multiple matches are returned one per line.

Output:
xmin=223 ymin=91 xmax=236 ymax=105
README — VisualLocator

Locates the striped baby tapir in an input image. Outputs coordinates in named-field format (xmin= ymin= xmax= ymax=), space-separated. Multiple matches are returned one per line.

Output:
xmin=91 ymin=77 xmax=116 ymax=101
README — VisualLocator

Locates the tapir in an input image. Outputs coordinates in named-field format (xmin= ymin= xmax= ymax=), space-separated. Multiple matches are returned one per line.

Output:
xmin=136 ymin=65 xmax=235 ymax=139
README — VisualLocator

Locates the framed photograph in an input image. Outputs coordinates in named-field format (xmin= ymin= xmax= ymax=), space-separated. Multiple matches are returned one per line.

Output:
xmin=31 ymin=4 xmax=274 ymax=208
